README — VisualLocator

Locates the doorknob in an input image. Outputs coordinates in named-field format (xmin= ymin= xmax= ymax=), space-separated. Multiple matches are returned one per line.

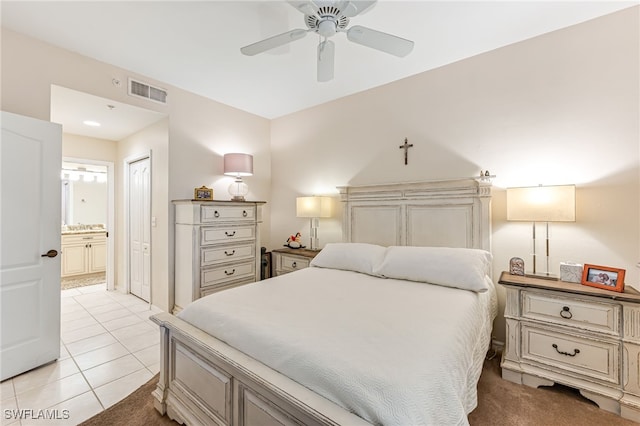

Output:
xmin=41 ymin=249 xmax=58 ymax=258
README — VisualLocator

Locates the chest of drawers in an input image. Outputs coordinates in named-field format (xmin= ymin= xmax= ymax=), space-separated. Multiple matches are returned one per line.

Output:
xmin=173 ymin=200 xmax=265 ymax=313
xmin=500 ymin=272 xmax=640 ymax=422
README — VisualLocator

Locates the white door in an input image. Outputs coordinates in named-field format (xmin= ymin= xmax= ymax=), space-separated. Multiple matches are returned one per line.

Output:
xmin=129 ymin=157 xmax=151 ymax=302
xmin=1 ymin=111 xmax=62 ymax=381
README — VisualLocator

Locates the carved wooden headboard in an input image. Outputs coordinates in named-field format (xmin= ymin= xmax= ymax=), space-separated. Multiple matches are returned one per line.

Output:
xmin=338 ymin=179 xmax=492 ymax=251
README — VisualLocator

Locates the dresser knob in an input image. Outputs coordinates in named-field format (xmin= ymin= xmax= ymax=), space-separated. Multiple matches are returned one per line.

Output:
xmin=225 ymin=231 xmax=236 ymax=237
xmin=243 ymin=210 xmax=248 ymax=217
xmin=225 ymin=269 xmax=235 ymax=276
xmin=560 ymin=306 xmax=573 ymax=319
xmin=214 ymin=211 xmax=220 ymax=218
xmin=224 ymin=250 xmax=235 ymax=256
xmin=292 ymin=261 xmax=297 ymax=268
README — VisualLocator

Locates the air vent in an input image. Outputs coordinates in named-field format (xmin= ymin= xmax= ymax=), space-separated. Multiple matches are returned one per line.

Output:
xmin=128 ymin=78 xmax=167 ymax=104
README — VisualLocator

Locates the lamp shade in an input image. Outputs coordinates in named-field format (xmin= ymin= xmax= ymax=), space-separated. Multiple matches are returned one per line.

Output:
xmin=507 ymin=185 xmax=576 ymax=222
xmin=223 ymin=153 xmax=253 ymax=177
xmin=296 ymin=196 xmax=332 ymax=218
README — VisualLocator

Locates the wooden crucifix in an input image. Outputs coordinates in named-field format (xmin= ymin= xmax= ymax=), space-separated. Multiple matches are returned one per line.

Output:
xmin=398 ymin=137 xmax=413 ymax=165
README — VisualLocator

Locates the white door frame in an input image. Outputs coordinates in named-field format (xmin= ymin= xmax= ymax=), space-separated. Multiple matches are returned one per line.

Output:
xmin=62 ymin=156 xmax=115 ymax=291
xmin=123 ymin=151 xmax=152 ymax=303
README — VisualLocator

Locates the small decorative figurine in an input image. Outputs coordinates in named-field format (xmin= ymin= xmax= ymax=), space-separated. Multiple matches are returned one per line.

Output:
xmin=509 ymin=257 xmax=525 ymax=276
xmin=285 ymin=232 xmax=305 ymax=249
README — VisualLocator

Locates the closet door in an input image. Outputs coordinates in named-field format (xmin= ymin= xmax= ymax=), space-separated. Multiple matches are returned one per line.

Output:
xmin=129 ymin=157 xmax=151 ymax=302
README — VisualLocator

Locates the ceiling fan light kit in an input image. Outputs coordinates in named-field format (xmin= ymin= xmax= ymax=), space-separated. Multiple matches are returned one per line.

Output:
xmin=240 ymin=0 xmax=414 ymax=82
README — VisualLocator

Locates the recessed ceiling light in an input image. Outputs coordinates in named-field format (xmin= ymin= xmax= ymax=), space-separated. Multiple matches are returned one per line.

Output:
xmin=83 ymin=120 xmax=101 ymax=127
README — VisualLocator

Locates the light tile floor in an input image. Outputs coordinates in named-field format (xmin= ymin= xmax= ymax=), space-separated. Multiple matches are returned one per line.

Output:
xmin=1 ymin=284 xmax=163 ymax=425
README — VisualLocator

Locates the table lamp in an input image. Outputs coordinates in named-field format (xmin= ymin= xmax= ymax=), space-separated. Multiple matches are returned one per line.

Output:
xmin=223 ymin=153 xmax=253 ymax=201
xmin=296 ymin=196 xmax=332 ymax=250
xmin=507 ymin=184 xmax=575 ymax=278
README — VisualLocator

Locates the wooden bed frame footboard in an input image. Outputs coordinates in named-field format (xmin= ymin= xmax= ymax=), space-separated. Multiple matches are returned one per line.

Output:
xmin=150 ymin=312 xmax=371 ymax=426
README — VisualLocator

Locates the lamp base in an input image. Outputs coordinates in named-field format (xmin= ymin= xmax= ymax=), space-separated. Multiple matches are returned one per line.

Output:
xmin=228 ymin=178 xmax=249 ymax=202
xmin=525 ymin=272 xmax=558 ymax=281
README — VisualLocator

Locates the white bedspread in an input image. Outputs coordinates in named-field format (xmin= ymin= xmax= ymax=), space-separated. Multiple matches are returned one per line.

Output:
xmin=178 ymin=267 xmax=497 ymax=426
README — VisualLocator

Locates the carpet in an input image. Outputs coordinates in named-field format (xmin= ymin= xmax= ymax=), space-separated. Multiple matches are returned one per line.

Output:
xmin=82 ymin=355 xmax=639 ymax=425
xmin=61 ymin=272 xmax=106 ymax=290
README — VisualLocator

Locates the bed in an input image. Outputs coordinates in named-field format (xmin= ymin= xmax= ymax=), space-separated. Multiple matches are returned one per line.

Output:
xmin=151 ymin=178 xmax=494 ymax=426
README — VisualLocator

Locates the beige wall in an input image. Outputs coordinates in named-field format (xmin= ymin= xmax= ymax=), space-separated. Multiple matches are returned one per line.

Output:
xmin=270 ymin=7 xmax=640 ymax=342
xmin=62 ymin=133 xmax=118 ymax=163
xmin=2 ymin=28 xmax=272 ymax=312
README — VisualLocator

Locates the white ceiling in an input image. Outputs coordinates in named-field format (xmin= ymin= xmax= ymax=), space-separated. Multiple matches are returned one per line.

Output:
xmin=2 ymin=0 xmax=636 ymax=128
xmin=51 ymin=85 xmax=167 ymax=140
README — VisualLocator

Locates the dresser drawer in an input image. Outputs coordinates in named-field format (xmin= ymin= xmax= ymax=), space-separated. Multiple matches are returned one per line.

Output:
xmin=279 ymin=254 xmax=310 ymax=273
xmin=201 ymin=243 xmax=255 ymax=266
xmin=201 ymin=205 xmax=256 ymax=223
xmin=522 ymin=290 xmax=621 ymax=336
xmin=62 ymin=232 xmax=106 ymax=244
xmin=201 ymin=260 xmax=256 ymax=288
xmin=522 ymin=324 xmax=620 ymax=384
xmin=201 ymin=225 xmax=255 ymax=245
xmin=200 ymin=278 xmax=255 ymax=297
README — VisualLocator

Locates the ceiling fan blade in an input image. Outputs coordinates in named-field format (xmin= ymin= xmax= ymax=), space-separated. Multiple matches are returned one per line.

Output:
xmin=317 ymin=40 xmax=335 ymax=82
xmin=240 ymin=29 xmax=308 ymax=56
xmin=339 ymin=1 xmax=377 ymax=18
xmin=287 ymin=1 xmax=319 ymax=16
xmin=346 ymin=25 xmax=414 ymax=57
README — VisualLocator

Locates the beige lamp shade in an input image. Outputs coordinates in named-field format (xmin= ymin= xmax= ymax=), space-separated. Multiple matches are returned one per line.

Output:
xmin=223 ymin=153 xmax=253 ymax=177
xmin=507 ymin=185 xmax=576 ymax=222
xmin=296 ymin=196 xmax=333 ymax=218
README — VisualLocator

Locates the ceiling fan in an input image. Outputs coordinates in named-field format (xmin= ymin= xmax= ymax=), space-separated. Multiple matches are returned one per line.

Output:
xmin=240 ymin=0 xmax=414 ymax=82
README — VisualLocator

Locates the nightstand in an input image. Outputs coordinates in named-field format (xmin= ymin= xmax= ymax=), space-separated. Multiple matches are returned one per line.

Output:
xmin=499 ymin=272 xmax=640 ymax=422
xmin=271 ymin=248 xmax=319 ymax=276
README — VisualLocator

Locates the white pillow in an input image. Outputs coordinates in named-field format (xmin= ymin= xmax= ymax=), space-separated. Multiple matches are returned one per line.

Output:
xmin=372 ymin=246 xmax=492 ymax=292
xmin=310 ymin=243 xmax=386 ymax=275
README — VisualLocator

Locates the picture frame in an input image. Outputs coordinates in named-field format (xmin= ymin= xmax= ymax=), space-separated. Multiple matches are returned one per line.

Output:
xmin=194 ymin=186 xmax=213 ymax=201
xmin=581 ymin=264 xmax=625 ymax=293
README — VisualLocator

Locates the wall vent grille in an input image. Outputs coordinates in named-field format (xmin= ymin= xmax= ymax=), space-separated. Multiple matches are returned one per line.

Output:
xmin=128 ymin=78 xmax=167 ymax=104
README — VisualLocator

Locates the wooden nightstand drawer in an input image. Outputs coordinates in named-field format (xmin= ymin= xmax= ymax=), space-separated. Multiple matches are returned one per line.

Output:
xmin=522 ymin=324 xmax=620 ymax=384
xmin=522 ymin=290 xmax=621 ymax=336
xmin=271 ymin=248 xmax=318 ymax=277
xmin=201 ymin=243 xmax=255 ymax=266
xmin=201 ymin=225 xmax=255 ymax=245
xmin=201 ymin=260 xmax=256 ymax=287
xmin=280 ymin=254 xmax=310 ymax=272
xmin=201 ymin=205 xmax=255 ymax=222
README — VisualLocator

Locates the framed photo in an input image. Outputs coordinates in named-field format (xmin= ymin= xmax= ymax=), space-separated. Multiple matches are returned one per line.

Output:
xmin=581 ymin=264 xmax=625 ymax=293
xmin=194 ymin=186 xmax=213 ymax=201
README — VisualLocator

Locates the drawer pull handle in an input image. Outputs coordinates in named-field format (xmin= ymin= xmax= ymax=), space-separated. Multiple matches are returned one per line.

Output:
xmin=225 ymin=231 xmax=236 ymax=237
xmin=552 ymin=343 xmax=580 ymax=357
xmin=225 ymin=269 xmax=235 ymax=276
xmin=560 ymin=306 xmax=573 ymax=319
xmin=224 ymin=250 xmax=235 ymax=256
xmin=214 ymin=211 xmax=220 ymax=218
xmin=243 ymin=210 xmax=248 ymax=217
xmin=292 ymin=261 xmax=297 ymax=268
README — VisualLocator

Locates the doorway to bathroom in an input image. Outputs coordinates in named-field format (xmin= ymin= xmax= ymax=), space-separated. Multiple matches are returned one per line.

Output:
xmin=60 ymin=158 xmax=114 ymax=290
